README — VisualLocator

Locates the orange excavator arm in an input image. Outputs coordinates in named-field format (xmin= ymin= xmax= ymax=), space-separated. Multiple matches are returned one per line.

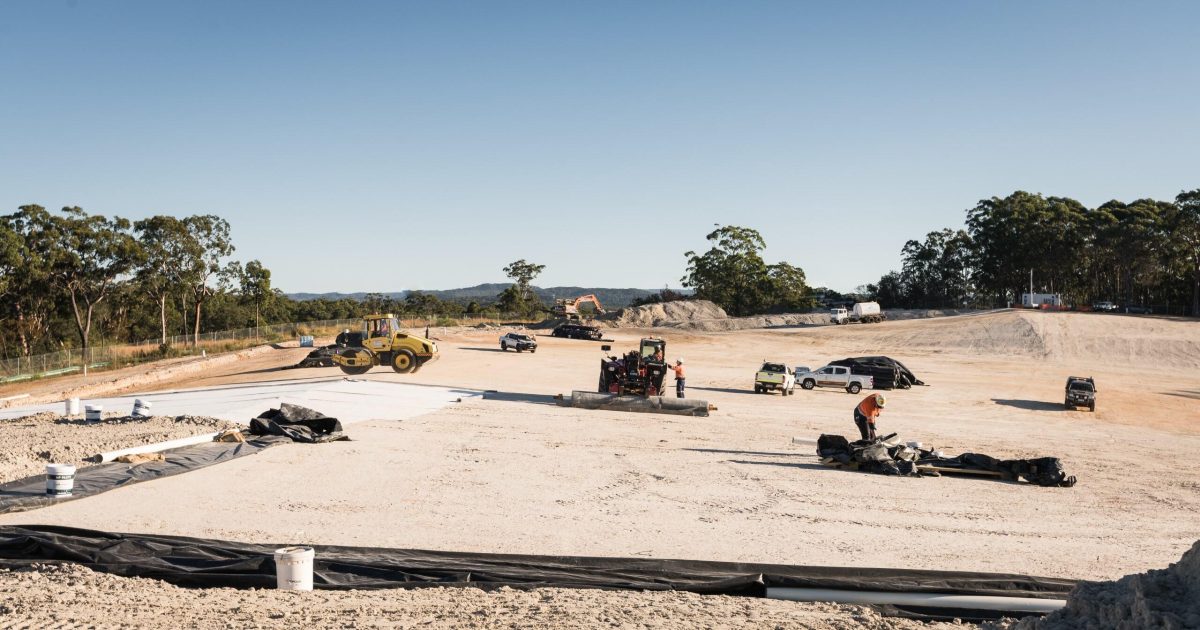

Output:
xmin=572 ymin=294 xmax=605 ymax=313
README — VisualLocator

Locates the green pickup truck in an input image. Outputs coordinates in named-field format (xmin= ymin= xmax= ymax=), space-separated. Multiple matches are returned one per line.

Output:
xmin=754 ymin=362 xmax=796 ymax=395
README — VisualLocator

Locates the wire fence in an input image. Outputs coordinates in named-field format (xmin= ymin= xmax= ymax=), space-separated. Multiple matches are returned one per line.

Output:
xmin=0 ymin=313 xmax=536 ymax=382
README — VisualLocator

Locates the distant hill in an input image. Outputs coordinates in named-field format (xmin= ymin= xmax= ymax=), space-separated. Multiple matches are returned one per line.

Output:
xmin=286 ymin=284 xmax=675 ymax=308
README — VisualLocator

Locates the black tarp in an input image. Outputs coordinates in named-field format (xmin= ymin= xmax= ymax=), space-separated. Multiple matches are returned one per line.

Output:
xmin=831 ymin=356 xmax=925 ymax=389
xmin=816 ymin=434 xmax=1077 ymax=487
xmin=248 ymin=403 xmax=348 ymax=443
xmin=0 ymin=438 xmax=288 ymax=515
xmin=0 ymin=525 xmax=1075 ymax=620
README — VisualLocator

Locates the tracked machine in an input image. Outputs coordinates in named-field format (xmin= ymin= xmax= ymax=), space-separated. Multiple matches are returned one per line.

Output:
xmin=331 ymin=314 xmax=438 ymax=375
xmin=598 ymin=337 xmax=668 ymax=397
xmin=553 ymin=294 xmax=605 ymax=319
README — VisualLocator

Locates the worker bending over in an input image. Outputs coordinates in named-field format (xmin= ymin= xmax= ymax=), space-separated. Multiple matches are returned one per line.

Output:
xmin=671 ymin=359 xmax=686 ymax=398
xmin=853 ymin=394 xmax=886 ymax=441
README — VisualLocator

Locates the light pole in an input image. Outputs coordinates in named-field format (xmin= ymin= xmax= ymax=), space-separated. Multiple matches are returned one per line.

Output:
xmin=1029 ymin=268 xmax=1034 ymax=307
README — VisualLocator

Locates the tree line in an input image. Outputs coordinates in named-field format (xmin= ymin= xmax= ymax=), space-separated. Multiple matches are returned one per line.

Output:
xmin=865 ymin=189 xmax=1200 ymax=315
xmin=0 ymin=204 xmax=557 ymax=362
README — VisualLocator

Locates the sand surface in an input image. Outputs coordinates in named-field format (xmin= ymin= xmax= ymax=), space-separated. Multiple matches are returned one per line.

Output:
xmin=0 ymin=309 xmax=1197 ymax=627
xmin=0 ymin=563 xmax=971 ymax=630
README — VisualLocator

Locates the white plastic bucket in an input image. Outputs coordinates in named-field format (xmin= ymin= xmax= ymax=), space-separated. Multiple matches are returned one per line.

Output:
xmin=274 ymin=546 xmax=314 ymax=591
xmin=46 ymin=464 xmax=75 ymax=497
xmin=85 ymin=405 xmax=103 ymax=422
xmin=65 ymin=398 xmax=81 ymax=416
xmin=131 ymin=399 xmax=152 ymax=418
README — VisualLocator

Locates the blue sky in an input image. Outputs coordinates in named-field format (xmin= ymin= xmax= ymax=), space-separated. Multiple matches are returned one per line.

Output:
xmin=2 ymin=1 xmax=1197 ymax=293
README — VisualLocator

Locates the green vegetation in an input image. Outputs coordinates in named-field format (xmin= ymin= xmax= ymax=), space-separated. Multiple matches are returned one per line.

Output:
xmin=681 ymin=225 xmax=816 ymax=316
xmin=0 ymin=208 xmax=562 ymax=364
xmin=496 ymin=259 xmax=546 ymax=316
xmin=865 ymin=189 xmax=1200 ymax=314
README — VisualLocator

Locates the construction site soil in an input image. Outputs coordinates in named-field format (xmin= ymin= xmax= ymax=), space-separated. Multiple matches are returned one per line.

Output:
xmin=0 ymin=309 xmax=1197 ymax=628
xmin=0 ymin=412 xmax=237 ymax=484
xmin=597 ymin=299 xmax=976 ymax=331
xmin=999 ymin=539 xmax=1200 ymax=629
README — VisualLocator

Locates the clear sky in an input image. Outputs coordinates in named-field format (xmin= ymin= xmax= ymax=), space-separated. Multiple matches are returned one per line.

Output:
xmin=2 ymin=1 xmax=1197 ymax=293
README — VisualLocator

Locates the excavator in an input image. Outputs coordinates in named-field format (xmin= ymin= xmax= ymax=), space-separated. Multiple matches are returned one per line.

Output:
xmin=553 ymin=294 xmax=605 ymax=319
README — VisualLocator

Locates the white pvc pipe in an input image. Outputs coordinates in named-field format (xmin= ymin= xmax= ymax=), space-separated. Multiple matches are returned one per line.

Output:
xmin=93 ymin=432 xmax=219 ymax=463
xmin=791 ymin=437 xmax=817 ymax=446
xmin=766 ymin=587 xmax=1065 ymax=614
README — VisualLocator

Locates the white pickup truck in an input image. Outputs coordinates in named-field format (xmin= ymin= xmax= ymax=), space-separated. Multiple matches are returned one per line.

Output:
xmin=754 ymin=362 xmax=795 ymax=395
xmin=796 ymin=365 xmax=874 ymax=394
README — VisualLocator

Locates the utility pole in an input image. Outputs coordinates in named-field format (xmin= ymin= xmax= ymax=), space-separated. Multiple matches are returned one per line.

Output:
xmin=1029 ymin=268 xmax=1034 ymax=307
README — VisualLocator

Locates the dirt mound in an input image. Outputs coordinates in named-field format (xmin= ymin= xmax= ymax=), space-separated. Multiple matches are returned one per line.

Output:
xmin=605 ymin=302 xmax=985 ymax=332
xmin=0 ymin=413 xmax=239 ymax=484
xmin=607 ymin=300 xmax=729 ymax=328
xmin=1007 ymin=539 xmax=1200 ymax=629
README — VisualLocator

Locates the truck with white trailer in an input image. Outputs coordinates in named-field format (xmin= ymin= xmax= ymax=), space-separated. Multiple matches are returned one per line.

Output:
xmin=830 ymin=302 xmax=885 ymax=324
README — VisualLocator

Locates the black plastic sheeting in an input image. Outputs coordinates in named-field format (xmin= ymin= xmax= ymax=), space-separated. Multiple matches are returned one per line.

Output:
xmin=249 ymin=403 xmax=349 ymax=443
xmin=0 ymin=525 xmax=1075 ymax=619
xmin=830 ymin=356 xmax=925 ymax=389
xmin=0 ymin=438 xmax=288 ymax=515
xmin=817 ymin=434 xmax=1077 ymax=487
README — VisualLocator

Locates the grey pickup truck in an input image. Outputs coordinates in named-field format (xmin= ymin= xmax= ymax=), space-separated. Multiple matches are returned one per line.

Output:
xmin=1065 ymin=376 xmax=1096 ymax=411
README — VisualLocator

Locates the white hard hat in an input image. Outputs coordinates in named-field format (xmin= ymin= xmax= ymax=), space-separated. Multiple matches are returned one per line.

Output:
xmin=676 ymin=358 xmax=683 ymax=364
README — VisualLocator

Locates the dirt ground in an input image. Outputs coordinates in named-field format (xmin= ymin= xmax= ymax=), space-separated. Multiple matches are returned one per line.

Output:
xmin=0 ymin=563 xmax=973 ymax=630
xmin=0 ymin=309 xmax=1198 ymax=627
xmin=0 ymin=412 xmax=238 ymax=484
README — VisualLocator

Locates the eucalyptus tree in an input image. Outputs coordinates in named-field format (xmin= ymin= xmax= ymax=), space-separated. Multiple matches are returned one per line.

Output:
xmin=682 ymin=225 xmax=813 ymax=315
xmin=178 ymin=215 xmax=234 ymax=346
xmin=1175 ymin=189 xmax=1200 ymax=316
xmin=5 ymin=206 xmax=139 ymax=373
xmin=134 ymin=215 xmax=191 ymax=346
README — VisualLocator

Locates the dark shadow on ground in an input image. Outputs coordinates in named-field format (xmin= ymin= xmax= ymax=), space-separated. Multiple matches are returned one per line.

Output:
xmin=142 ymin=374 xmax=479 ymax=399
xmin=688 ymin=386 xmax=761 ymax=396
xmin=992 ymin=398 xmax=1065 ymax=412
xmin=457 ymin=347 xmax=508 ymax=353
xmin=1164 ymin=389 xmax=1200 ymax=400
xmin=726 ymin=459 xmax=831 ymax=471
xmin=682 ymin=448 xmax=798 ymax=457
xmin=481 ymin=391 xmax=560 ymax=405
xmin=228 ymin=365 xmax=306 ymax=377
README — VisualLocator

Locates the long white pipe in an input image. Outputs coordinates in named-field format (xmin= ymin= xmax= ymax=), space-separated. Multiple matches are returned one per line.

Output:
xmin=766 ymin=587 xmax=1065 ymax=614
xmin=93 ymin=432 xmax=220 ymax=463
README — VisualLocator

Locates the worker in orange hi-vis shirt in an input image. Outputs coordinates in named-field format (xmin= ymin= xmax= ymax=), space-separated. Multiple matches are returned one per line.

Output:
xmin=853 ymin=394 xmax=886 ymax=441
xmin=670 ymin=359 xmax=686 ymax=398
